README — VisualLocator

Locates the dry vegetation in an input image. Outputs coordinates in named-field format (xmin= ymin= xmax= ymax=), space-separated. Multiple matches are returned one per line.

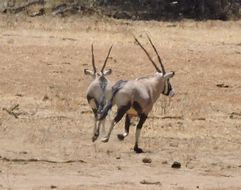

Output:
xmin=0 ymin=14 xmax=241 ymax=190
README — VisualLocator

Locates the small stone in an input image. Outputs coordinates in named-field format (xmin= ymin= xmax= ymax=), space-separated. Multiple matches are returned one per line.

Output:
xmin=43 ymin=95 xmax=49 ymax=101
xmin=171 ymin=161 xmax=181 ymax=169
xmin=116 ymin=156 xmax=121 ymax=159
xmin=216 ymin=83 xmax=229 ymax=88
xmin=15 ymin=93 xmax=23 ymax=97
xmin=142 ymin=157 xmax=152 ymax=164
xmin=162 ymin=160 xmax=168 ymax=165
xmin=19 ymin=151 xmax=28 ymax=154
xmin=50 ymin=185 xmax=57 ymax=189
xmin=169 ymin=142 xmax=178 ymax=147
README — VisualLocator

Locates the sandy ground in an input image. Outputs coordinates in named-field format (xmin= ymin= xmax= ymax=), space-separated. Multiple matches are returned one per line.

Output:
xmin=0 ymin=15 xmax=241 ymax=190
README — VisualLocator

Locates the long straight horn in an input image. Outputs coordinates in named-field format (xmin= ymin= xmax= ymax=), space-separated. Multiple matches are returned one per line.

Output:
xmin=146 ymin=34 xmax=166 ymax=74
xmin=101 ymin=45 xmax=113 ymax=72
xmin=133 ymin=35 xmax=161 ymax=72
xmin=91 ymin=44 xmax=97 ymax=73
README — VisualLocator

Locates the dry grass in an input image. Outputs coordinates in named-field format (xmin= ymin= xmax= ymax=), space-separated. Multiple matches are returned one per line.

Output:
xmin=0 ymin=15 xmax=241 ymax=190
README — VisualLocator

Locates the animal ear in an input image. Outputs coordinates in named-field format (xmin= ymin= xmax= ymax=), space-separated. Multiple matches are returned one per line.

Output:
xmin=84 ymin=69 xmax=95 ymax=76
xmin=164 ymin=71 xmax=175 ymax=79
xmin=103 ymin=69 xmax=112 ymax=76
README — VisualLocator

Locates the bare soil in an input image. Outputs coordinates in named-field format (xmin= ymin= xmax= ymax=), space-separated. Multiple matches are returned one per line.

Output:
xmin=0 ymin=15 xmax=241 ymax=190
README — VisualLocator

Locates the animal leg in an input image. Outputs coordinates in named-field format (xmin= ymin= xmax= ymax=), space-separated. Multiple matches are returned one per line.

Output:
xmin=102 ymin=104 xmax=131 ymax=143
xmin=117 ymin=114 xmax=131 ymax=141
xmin=101 ymin=118 xmax=106 ymax=135
xmin=92 ymin=110 xmax=99 ymax=142
xmin=134 ymin=113 xmax=147 ymax=153
xmin=88 ymin=97 xmax=100 ymax=142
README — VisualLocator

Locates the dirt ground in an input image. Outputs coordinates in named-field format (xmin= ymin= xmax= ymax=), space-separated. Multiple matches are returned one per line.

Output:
xmin=0 ymin=15 xmax=241 ymax=190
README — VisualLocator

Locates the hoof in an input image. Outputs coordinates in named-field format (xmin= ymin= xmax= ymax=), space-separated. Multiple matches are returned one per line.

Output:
xmin=92 ymin=133 xmax=99 ymax=142
xmin=134 ymin=147 xmax=144 ymax=154
xmin=92 ymin=136 xmax=98 ymax=142
xmin=101 ymin=137 xmax=109 ymax=143
xmin=117 ymin=134 xmax=125 ymax=141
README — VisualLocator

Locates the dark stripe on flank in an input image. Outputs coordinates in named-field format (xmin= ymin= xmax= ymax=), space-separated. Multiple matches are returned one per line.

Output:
xmin=112 ymin=80 xmax=128 ymax=98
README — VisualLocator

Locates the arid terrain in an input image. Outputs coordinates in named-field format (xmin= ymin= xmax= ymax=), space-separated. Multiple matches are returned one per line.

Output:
xmin=0 ymin=15 xmax=241 ymax=190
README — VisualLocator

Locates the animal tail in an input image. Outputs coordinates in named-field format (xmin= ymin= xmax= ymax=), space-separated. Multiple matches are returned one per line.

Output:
xmin=97 ymin=80 xmax=128 ymax=120
xmin=97 ymin=101 xmax=112 ymax=120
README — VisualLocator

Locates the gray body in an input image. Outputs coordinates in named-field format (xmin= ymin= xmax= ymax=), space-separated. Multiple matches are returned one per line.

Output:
xmin=98 ymin=35 xmax=175 ymax=153
xmin=113 ymin=74 xmax=170 ymax=115
xmin=84 ymin=44 xmax=113 ymax=142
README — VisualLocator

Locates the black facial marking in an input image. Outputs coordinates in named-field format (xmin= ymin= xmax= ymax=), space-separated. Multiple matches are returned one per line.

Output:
xmin=163 ymin=79 xmax=172 ymax=96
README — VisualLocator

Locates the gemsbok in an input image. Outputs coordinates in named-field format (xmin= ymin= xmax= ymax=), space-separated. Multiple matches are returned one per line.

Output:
xmin=84 ymin=44 xmax=113 ymax=142
xmin=98 ymin=35 xmax=175 ymax=153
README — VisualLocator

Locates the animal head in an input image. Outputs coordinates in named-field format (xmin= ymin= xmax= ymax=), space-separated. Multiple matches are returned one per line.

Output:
xmin=134 ymin=35 xmax=175 ymax=97
xmin=84 ymin=44 xmax=113 ymax=80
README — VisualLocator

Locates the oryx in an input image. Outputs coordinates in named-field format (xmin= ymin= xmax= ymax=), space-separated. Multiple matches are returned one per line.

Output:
xmin=84 ymin=44 xmax=113 ymax=142
xmin=98 ymin=35 xmax=175 ymax=153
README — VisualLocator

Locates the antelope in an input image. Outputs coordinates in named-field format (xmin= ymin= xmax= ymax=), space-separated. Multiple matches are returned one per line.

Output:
xmin=97 ymin=35 xmax=175 ymax=153
xmin=84 ymin=44 xmax=113 ymax=142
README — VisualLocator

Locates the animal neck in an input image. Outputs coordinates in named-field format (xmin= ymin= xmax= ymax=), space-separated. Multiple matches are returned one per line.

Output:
xmin=150 ymin=75 xmax=165 ymax=102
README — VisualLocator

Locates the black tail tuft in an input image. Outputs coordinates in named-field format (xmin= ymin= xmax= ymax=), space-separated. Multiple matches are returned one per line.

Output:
xmin=97 ymin=80 xmax=128 ymax=120
xmin=97 ymin=101 xmax=112 ymax=120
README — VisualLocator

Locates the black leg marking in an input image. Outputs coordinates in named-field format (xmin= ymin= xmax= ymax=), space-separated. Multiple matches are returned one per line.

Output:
xmin=92 ymin=120 xmax=101 ymax=142
xmin=117 ymin=114 xmax=131 ymax=141
xmin=92 ymin=132 xmax=99 ymax=142
xmin=124 ymin=114 xmax=131 ymax=134
xmin=87 ymin=95 xmax=99 ymax=110
xmin=114 ymin=103 xmax=131 ymax=123
xmin=133 ymin=101 xmax=142 ymax=115
xmin=87 ymin=95 xmax=92 ymax=102
xmin=101 ymin=103 xmax=131 ymax=143
xmin=92 ymin=108 xmax=97 ymax=118
xmin=87 ymin=95 xmax=99 ymax=119
xmin=88 ymin=95 xmax=100 ymax=142
xmin=134 ymin=113 xmax=147 ymax=154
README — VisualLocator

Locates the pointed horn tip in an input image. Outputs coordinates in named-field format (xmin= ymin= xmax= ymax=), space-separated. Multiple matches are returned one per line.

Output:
xmin=145 ymin=34 xmax=166 ymax=74
xmin=101 ymin=45 xmax=113 ymax=72
xmin=109 ymin=45 xmax=113 ymax=52
xmin=91 ymin=44 xmax=96 ymax=73
xmin=132 ymin=34 xmax=139 ymax=42
xmin=145 ymin=33 xmax=151 ymax=39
